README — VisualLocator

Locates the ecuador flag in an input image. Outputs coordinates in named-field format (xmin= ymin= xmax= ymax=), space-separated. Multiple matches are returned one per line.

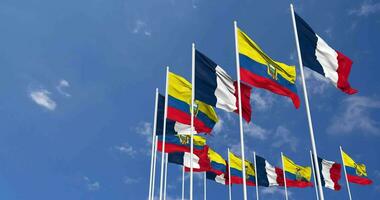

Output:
xmin=342 ymin=150 xmax=372 ymax=185
xmin=237 ymin=28 xmax=300 ymax=108
xmin=229 ymin=151 xmax=255 ymax=186
xmin=157 ymin=135 xmax=206 ymax=153
xmin=167 ymin=72 xmax=218 ymax=134
xmin=282 ymin=155 xmax=312 ymax=187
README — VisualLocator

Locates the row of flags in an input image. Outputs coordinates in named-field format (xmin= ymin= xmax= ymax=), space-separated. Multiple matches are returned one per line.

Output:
xmin=148 ymin=5 xmax=369 ymax=200
xmin=158 ymin=134 xmax=373 ymax=189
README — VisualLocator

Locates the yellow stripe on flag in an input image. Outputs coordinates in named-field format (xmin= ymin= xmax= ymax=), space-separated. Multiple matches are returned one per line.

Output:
xmin=229 ymin=151 xmax=255 ymax=176
xmin=342 ymin=150 xmax=368 ymax=177
xmin=283 ymin=154 xmax=311 ymax=181
xmin=208 ymin=148 xmax=226 ymax=165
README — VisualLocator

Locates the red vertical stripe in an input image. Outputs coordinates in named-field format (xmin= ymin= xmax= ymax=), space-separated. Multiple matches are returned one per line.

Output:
xmin=233 ymin=81 xmax=252 ymax=122
xmin=330 ymin=163 xmax=342 ymax=190
xmin=336 ymin=51 xmax=358 ymax=94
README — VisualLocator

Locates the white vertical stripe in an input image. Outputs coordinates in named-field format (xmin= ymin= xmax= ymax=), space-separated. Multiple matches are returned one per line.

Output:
xmin=215 ymin=66 xmax=237 ymax=112
xmin=315 ymin=35 xmax=339 ymax=87
xmin=265 ymin=161 xmax=279 ymax=186
xmin=321 ymin=159 xmax=336 ymax=190
xmin=215 ymin=173 xmax=226 ymax=185
xmin=183 ymin=152 xmax=200 ymax=169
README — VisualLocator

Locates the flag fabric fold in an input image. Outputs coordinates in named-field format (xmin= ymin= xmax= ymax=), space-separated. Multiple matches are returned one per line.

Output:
xmin=342 ymin=150 xmax=373 ymax=185
xmin=168 ymin=146 xmax=210 ymax=172
xmin=294 ymin=12 xmax=357 ymax=94
xmin=157 ymin=135 xmax=206 ymax=153
xmin=316 ymin=156 xmax=342 ymax=190
xmin=206 ymin=171 xmax=227 ymax=185
xmin=229 ymin=151 xmax=256 ymax=186
xmin=255 ymin=155 xmax=283 ymax=187
xmin=282 ymin=155 xmax=313 ymax=187
xmin=237 ymin=27 xmax=300 ymax=108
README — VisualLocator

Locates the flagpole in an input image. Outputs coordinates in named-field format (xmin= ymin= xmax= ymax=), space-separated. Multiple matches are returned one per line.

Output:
xmin=164 ymin=153 xmax=168 ymax=200
xmin=228 ymin=148 xmax=232 ymax=200
xmin=340 ymin=146 xmax=353 ymax=200
xmin=281 ymin=152 xmax=288 ymax=200
xmin=152 ymin=136 xmax=158 ymax=200
xmin=204 ymin=172 xmax=207 ymax=200
xmin=159 ymin=66 xmax=170 ymax=200
xmin=182 ymin=166 xmax=185 ymax=200
xmin=290 ymin=4 xmax=325 ymax=200
xmin=148 ymin=88 xmax=159 ymax=200
xmin=190 ymin=42 xmax=195 ymax=200
xmin=233 ymin=20 xmax=248 ymax=200
xmin=253 ymin=152 xmax=259 ymax=200
xmin=309 ymin=150 xmax=320 ymax=200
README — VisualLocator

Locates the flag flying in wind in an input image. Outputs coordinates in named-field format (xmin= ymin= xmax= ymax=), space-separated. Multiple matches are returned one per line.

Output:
xmin=255 ymin=155 xmax=283 ymax=187
xmin=294 ymin=12 xmax=357 ymax=94
xmin=316 ymin=156 xmax=342 ymax=190
xmin=168 ymin=146 xmax=210 ymax=172
xmin=229 ymin=151 xmax=255 ymax=186
xmin=157 ymin=135 xmax=206 ymax=153
xmin=167 ymin=72 xmax=218 ymax=134
xmin=237 ymin=27 xmax=300 ymax=108
xmin=206 ymin=171 xmax=227 ymax=185
xmin=195 ymin=49 xmax=252 ymax=122
xmin=342 ymin=150 xmax=373 ymax=185
xmin=185 ymin=147 xmax=228 ymax=174
xmin=282 ymin=154 xmax=313 ymax=187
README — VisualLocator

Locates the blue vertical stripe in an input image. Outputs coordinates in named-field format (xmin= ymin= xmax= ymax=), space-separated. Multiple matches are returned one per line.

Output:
xmin=256 ymin=155 xmax=270 ymax=187
xmin=156 ymin=94 xmax=176 ymax=135
xmin=168 ymin=152 xmax=185 ymax=165
xmin=195 ymin=50 xmax=218 ymax=107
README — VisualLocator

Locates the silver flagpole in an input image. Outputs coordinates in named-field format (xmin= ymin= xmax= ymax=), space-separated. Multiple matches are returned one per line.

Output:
xmin=152 ymin=136 xmax=158 ymax=200
xmin=290 ymin=4 xmax=325 ymax=200
xmin=340 ymin=146 xmax=353 ymax=200
xmin=164 ymin=153 xmax=168 ymax=200
xmin=309 ymin=150 xmax=320 ymax=200
xmin=190 ymin=42 xmax=195 ymax=200
xmin=182 ymin=166 xmax=185 ymax=200
xmin=281 ymin=152 xmax=288 ymax=200
xmin=253 ymin=152 xmax=259 ymax=200
xmin=159 ymin=67 xmax=170 ymax=200
xmin=204 ymin=172 xmax=207 ymax=200
xmin=228 ymin=148 xmax=232 ymax=200
xmin=148 ymin=88 xmax=159 ymax=200
xmin=233 ymin=20 xmax=248 ymax=200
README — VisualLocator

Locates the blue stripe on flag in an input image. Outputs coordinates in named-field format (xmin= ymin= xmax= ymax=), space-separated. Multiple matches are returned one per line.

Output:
xmin=195 ymin=50 xmax=218 ymax=107
xmin=255 ymin=155 xmax=270 ymax=187
xmin=168 ymin=152 xmax=184 ymax=165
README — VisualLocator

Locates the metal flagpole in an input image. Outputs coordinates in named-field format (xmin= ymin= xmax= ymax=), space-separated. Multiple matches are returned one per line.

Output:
xmin=190 ymin=42 xmax=195 ymax=200
xmin=204 ymin=172 xmax=207 ymax=200
xmin=281 ymin=152 xmax=288 ymax=200
xmin=253 ymin=152 xmax=259 ymax=200
xmin=182 ymin=166 xmax=185 ymax=200
xmin=164 ymin=153 xmax=168 ymax=200
xmin=233 ymin=20 xmax=248 ymax=200
xmin=309 ymin=150 xmax=320 ymax=200
xmin=159 ymin=67 xmax=170 ymax=200
xmin=228 ymin=148 xmax=232 ymax=200
xmin=290 ymin=4 xmax=325 ymax=200
xmin=148 ymin=89 xmax=159 ymax=200
xmin=340 ymin=146 xmax=353 ymax=200
xmin=152 ymin=136 xmax=159 ymax=200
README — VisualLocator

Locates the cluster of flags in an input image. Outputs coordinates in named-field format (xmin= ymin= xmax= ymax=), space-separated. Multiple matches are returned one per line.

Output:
xmin=148 ymin=4 xmax=373 ymax=200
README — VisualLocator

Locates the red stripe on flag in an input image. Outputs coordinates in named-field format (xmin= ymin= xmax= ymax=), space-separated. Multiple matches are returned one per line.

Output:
xmin=330 ymin=163 xmax=342 ymax=190
xmin=336 ymin=51 xmax=358 ymax=95
xmin=157 ymin=141 xmax=190 ymax=153
xmin=167 ymin=107 xmax=212 ymax=133
xmin=347 ymin=174 xmax=373 ymax=185
xmin=233 ymin=81 xmax=252 ymax=122
xmin=274 ymin=168 xmax=312 ymax=187
xmin=184 ymin=146 xmax=211 ymax=172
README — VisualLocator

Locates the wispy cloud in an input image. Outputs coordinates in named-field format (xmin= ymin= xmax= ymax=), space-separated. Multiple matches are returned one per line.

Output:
xmin=251 ymin=90 xmax=275 ymax=111
xmin=136 ymin=121 xmax=153 ymax=143
xmin=271 ymin=126 xmax=298 ymax=152
xmin=261 ymin=187 xmax=292 ymax=198
xmin=114 ymin=143 xmax=137 ymax=157
xmin=302 ymin=67 xmax=331 ymax=95
xmin=56 ymin=79 xmax=71 ymax=97
xmin=244 ymin=122 xmax=269 ymax=140
xmin=124 ymin=176 xmax=141 ymax=184
xmin=328 ymin=96 xmax=380 ymax=135
xmin=83 ymin=176 xmax=100 ymax=191
xmin=132 ymin=20 xmax=151 ymax=36
xmin=213 ymin=118 xmax=224 ymax=135
xmin=29 ymin=89 xmax=57 ymax=111
xmin=349 ymin=1 xmax=380 ymax=16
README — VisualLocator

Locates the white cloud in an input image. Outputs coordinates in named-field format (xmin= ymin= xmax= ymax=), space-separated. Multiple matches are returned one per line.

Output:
xmin=83 ymin=176 xmax=100 ymax=191
xmin=328 ymin=96 xmax=380 ymax=135
xmin=261 ymin=187 xmax=292 ymax=197
xmin=213 ymin=118 xmax=224 ymax=134
xmin=29 ymin=89 xmax=57 ymax=111
xmin=302 ymin=67 xmax=331 ymax=95
xmin=136 ymin=122 xmax=153 ymax=143
xmin=251 ymin=91 xmax=275 ymax=111
xmin=56 ymin=79 xmax=71 ymax=97
xmin=271 ymin=126 xmax=298 ymax=152
xmin=244 ymin=122 xmax=269 ymax=140
xmin=132 ymin=20 xmax=151 ymax=36
xmin=124 ymin=176 xmax=141 ymax=184
xmin=349 ymin=1 xmax=380 ymax=16
xmin=114 ymin=143 xmax=137 ymax=157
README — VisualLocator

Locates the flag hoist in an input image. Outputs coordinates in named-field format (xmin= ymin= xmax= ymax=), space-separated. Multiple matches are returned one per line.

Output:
xmin=289 ymin=4 xmax=325 ymax=200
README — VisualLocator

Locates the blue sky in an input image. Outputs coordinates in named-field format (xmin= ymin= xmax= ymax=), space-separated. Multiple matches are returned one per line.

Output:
xmin=0 ymin=0 xmax=379 ymax=199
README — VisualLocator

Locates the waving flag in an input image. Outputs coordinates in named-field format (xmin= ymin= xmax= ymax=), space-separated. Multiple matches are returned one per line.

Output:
xmin=168 ymin=72 xmax=218 ymax=134
xmin=195 ymin=50 xmax=252 ymax=122
xmin=294 ymin=12 xmax=357 ymax=94
xmin=342 ymin=150 xmax=372 ymax=185
xmin=282 ymin=155 xmax=313 ymax=187
xmin=157 ymin=135 xmax=206 ymax=153
xmin=229 ymin=151 xmax=255 ymax=186
xmin=207 ymin=171 xmax=227 ymax=185
xmin=208 ymin=148 xmax=228 ymax=175
xmin=237 ymin=28 xmax=300 ymax=108
xmin=316 ymin=156 xmax=342 ymax=190
xmin=255 ymin=155 xmax=283 ymax=187
xmin=168 ymin=146 xmax=210 ymax=172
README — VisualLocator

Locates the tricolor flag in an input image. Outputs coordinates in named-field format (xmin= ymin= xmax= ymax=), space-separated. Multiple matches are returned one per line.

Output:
xmin=168 ymin=146 xmax=210 ymax=172
xmin=195 ymin=50 xmax=252 ymax=122
xmin=237 ymin=27 xmax=300 ymax=108
xmin=294 ymin=12 xmax=357 ymax=94
xmin=342 ymin=150 xmax=372 ymax=185
xmin=316 ymin=156 xmax=342 ymax=190
xmin=206 ymin=171 xmax=227 ymax=185
xmin=255 ymin=155 xmax=283 ymax=187
xmin=229 ymin=151 xmax=256 ymax=186
xmin=157 ymin=135 xmax=206 ymax=153
xmin=282 ymin=154 xmax=313 ymax=187
xmin=167 ymin=72 xmax=219 ymax=134
xmin=185 ymin=148 xmax=228 ymax=174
